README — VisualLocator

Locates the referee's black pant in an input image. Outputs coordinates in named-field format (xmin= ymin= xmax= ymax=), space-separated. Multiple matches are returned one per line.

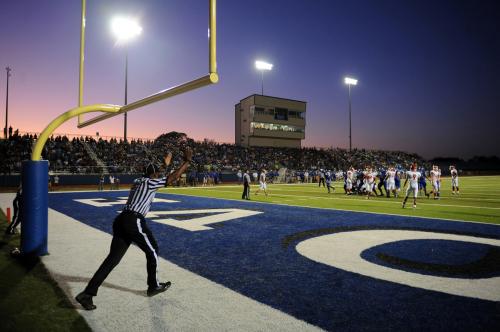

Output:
xmin=6 ymin=195 xmax=21 ymax=234
xmin=242 ymin=182 xmax=250 ymax=199
xmin=85 ymin=210 xmax=159 ymax=296
xmin=377 ymin=181 xmax=386 ymax=197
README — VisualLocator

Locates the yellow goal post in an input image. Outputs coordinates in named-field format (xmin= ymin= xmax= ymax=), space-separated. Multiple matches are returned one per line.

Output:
xmin=31 ymin=0 xmax=218 ymax=161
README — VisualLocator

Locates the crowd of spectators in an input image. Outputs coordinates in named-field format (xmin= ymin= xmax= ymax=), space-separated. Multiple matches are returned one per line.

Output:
xmin=0 ymin=130 xmax=428 ymax=177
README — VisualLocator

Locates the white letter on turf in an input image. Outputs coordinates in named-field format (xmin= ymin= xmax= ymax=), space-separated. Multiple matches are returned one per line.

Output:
xmin=147 ymin=209 xmax=262 ymax=231
xmin=296 ymin=230 xmax=500 ymax=301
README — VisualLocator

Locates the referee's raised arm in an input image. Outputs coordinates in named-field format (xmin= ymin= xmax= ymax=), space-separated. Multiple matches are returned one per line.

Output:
xmin=165 ymin=148 xmax=192 ymax=186
xmin=147 ymin=148 xmax=192 ymax=189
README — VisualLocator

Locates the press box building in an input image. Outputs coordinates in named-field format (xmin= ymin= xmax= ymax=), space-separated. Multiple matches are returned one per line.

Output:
xmin=235 ymin=94 xmax=306 ymax=148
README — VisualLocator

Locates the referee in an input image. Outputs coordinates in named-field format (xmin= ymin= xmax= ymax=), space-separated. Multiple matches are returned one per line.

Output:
xmin=5 ymin=184 xmax=22 ymax=235
xmin=241 ymin=170 xmax=251 ymax=200
xmin=75 ymin=148 xmax=192 ymax=310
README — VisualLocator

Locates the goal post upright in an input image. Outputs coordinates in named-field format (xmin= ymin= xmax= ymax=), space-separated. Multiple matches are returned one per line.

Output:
xmin=78 ymin=0 xmax=86 ymax=108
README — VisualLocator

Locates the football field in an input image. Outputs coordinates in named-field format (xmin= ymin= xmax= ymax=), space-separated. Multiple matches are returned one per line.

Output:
xmin=38 ymin=175 xmax=500 ymax=331
xmin=165 ymin=176 xmax=500 ymax=225
xmin=2 ymin=175 xmax=499 ymax=331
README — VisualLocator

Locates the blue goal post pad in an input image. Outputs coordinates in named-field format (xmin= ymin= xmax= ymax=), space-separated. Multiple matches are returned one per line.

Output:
xmin=21 ymin=160 xmax=49 ymax=256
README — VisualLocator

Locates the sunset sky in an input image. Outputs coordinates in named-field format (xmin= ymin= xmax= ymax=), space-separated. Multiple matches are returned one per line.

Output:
xmin=1 ymin=0 xmax=499 ymax=159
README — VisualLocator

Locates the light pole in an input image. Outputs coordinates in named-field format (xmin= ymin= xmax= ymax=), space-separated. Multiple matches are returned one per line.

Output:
xmin=255 ymin=60 xmax=273 ymax=95
xmin=111 ymin=16 xmax=142 ymax=142
xmin=4 ymin=67 xmax=11 ymax=139
xmin=124 ymin=49 xmax=128 ymax=140
xmin=344 ymin=76 xmax=358 ymax=152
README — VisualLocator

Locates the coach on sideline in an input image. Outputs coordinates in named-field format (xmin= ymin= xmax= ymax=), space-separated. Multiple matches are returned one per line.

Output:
xmin=75 ymin=148 xmax=193 ymax=310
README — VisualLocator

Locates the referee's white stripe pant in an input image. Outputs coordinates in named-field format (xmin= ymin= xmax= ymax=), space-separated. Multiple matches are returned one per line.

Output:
xmin=85 ymin=210 xmax=159 ymax=296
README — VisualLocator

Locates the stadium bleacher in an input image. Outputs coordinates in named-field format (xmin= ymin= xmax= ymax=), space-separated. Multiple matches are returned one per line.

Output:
xmin=0 ymin=130 xmax=428 ymax=176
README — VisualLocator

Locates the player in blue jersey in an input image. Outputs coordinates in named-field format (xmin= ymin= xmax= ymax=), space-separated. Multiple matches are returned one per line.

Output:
xmin=376 ymin=168 xmax=386 ymax=197
xmin=325 ymin=170 xmax=335 ymax=193
xmin=394 ymin=170 xmax=401 ymax=198
xmin=418 ymin=167 xmax=429 ymax=197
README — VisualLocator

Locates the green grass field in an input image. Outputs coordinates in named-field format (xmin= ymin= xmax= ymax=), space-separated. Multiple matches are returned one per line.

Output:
xmin=0 ymin=210 xmax=90 ymax=332
xmin=162 ymin=176 xmax=500 ymax=225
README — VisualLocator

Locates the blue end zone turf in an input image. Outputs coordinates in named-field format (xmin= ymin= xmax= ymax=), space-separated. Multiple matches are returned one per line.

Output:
xmin=49 ymin=191 xmax=500 ymax=331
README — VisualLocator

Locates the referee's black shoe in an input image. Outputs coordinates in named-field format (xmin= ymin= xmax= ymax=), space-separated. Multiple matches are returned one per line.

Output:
xmin=75 ymin=292 xmax=97 ymax=310
xmin=147 ymin=281 xmax=171 ymax=297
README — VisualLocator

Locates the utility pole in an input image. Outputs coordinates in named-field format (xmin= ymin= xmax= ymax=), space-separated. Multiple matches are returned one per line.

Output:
xmin=4 ymin=67 xmax=12 ymax=139
xmin=124 ymin=50 xmax=128 ymax=142
xmin=348 ymin=83 xmax=352 ymax=152
xmin=344 ymin=77 xmax=358 ymax=152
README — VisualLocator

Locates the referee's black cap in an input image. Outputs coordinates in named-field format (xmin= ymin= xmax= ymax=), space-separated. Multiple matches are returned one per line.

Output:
xmin=145 ymin=162 xmax=161 ymax=177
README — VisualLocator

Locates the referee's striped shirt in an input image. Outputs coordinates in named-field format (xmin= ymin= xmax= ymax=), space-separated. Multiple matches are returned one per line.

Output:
xmin=124 ymin=177 xmax=167 ymax=216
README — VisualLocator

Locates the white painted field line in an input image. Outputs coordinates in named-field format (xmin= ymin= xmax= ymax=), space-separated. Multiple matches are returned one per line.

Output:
xmin=189 ymin=188 xmax=500 ymax=211
xmin=166 ymin=192 xmax=500 ymax=227
xmin=259 ymin=186 xmax=500 ymax=202
xmin=268 ymin=188 xmax=500 ymax=203
xmin=186 ymin=183 xmax=500 ymax=197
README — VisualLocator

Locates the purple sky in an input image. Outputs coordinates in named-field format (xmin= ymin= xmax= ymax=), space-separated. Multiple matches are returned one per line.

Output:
xmin=1 ymin=0 xmax=499 ymax=159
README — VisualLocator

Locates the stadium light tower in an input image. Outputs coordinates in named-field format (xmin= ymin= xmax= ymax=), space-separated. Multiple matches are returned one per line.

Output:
xmin=4 ymin=67 xmax=12 ymax=139
xmin=255 ymin=60 xmax=273 ymax=95
xmin=111 ymin=16 xmax=142 ymax=142
xmin=344 ymin=76 xmax=358 ymax=152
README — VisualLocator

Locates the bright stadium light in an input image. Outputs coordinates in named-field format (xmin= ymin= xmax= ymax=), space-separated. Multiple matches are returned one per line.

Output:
xmin=344 ymin=77 xmax=358 ymax=86
xmin=111 ymin=16 xmax=142 ymax=142
xmin=111 ymin=17 xmax=142 ymax=44
xmin=255 ymin=60 xmax=273 ymax=95
xmin=255 ymin=60 xmax=273 ymax=71
xmin=344 ymin=76 xmax=358 ymax=151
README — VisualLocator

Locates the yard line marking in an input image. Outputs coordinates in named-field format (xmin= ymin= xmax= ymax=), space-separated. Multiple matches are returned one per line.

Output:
xmin=164 ymin=192 xmax=500 ymax=227
xmin=264 ymin=188 xmax=500 ymax=203
xmin=170 ymin=185 xmax=500 ymax=202
xmin=176 ymin=188 xmax=500 ymax=211
xmin=37 ymin=190 xmax=500 ymax=226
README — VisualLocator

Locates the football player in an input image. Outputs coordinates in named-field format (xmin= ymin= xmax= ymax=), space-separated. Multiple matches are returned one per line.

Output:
xmin=385 ymin=167 xmax=397 ymax=198
xmin=418 ymin=167 xmax=429 ymax=197
xmin=402 ymin=163 xmax=421 ymax=209
xmin=394 ymin=170 xmax=401 ymax=198
xmin=428 ymin=165 xmax=441 ymax=199
xmin=255 ymin=169 xmax=268 ymax=197
xmin=364 ymin=167 xmax=377 ymax=199
xmin=325 ymin=170 xmax=335 ymax=193
xmin=345 ymin=167 xmax=354 ymax=195
xmin=450 ymin=165 xmax=460 ymax=194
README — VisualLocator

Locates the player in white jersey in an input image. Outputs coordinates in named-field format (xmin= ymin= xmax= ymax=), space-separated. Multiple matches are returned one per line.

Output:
xmin=437 ymin=168 xmax=442 ymax=195
xmin=428 ymin=165 xmax=441 ymax=199
xmin=364 ymin=167 xmax=377 ymax=199
xmin=402 ymin=163 xmax=421 ymax=209
xmin=450 ymin=165 xmax=460 ymax=194
xmin=345 ymin=167 xmax=354 ymax=195
xmin=255 ymin=169 xmax=268 ymax=197
xmin=385 ymin=167 xmax=397 ymax=198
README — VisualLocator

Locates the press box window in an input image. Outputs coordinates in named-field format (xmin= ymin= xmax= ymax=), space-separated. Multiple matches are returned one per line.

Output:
xmin=274 ymin=108 xmax=288 ymax=121
xmin=289 ymin=110 xmax=305 ymax=119
xmin=251 ymin=122 xmax=304 ymax=133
